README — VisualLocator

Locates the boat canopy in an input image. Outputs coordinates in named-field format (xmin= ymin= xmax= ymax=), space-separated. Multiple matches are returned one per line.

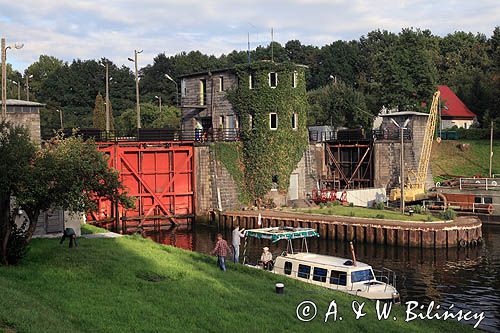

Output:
xmin=244 ymin=227 xmax=320 ymax=243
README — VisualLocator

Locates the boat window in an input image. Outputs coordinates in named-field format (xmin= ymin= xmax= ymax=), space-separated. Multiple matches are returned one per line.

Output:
xmin=298 ymin=264 xmax=311 ymax=279
xmin=474 ymin=197 xmax=482 ymax=204
xmin=284 ymin=261 xmax=292 ymax=275
xmin=313 ymin=267 xmax=328 ymax=282
xmin=484 ymin=197 xmax=493 ymax=204
xmin=351 ymin=269 xmax=374 ymax=283
xmin=330 ymin=270 xmax=347 ymax=286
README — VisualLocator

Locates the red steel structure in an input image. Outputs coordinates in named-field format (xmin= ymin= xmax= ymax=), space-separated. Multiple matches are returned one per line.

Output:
xmin=88 ymin=141 xmax=194 ymax=232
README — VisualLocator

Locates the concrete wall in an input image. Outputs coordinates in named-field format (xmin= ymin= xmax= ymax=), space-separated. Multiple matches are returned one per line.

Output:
xmin=5 ymin=112 xmax=41 ymax=145
xmin=194 ymin=145 xmax=241 ymax=218
xmin=374 ymin=114 xmax=433 ymax=191
xmin=343 ymin=188 xmax=387 ymax=207
xmin=442 ymin=119 xmax=474 ymax=129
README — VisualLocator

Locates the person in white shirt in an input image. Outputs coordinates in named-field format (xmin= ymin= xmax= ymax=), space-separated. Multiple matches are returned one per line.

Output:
xmin=260 ymin=247 xmax=273 ymax=270
xmin=231 ymin=225 xmax=245 ymax=263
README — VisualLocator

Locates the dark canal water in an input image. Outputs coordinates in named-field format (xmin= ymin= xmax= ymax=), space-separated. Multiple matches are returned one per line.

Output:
xmin=145 ymin=223 xmax=500 ymax=332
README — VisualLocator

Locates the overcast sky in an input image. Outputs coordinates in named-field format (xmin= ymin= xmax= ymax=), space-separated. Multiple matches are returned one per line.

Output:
xmin=1 ymin=0 xmax=499 ymax=72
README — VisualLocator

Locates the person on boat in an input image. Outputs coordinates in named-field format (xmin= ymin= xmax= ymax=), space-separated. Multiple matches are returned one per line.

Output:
xmin=231 ymin=225 xmax=245 ymax=263
xmin=259 ymin=247 xmax=273 ymax=270
xmin=211 ymin=233 xmax=232 ymax=272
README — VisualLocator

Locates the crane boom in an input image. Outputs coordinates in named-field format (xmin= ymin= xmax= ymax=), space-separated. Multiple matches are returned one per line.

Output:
xmin=415 ymin=91 xmax=440 ymax=190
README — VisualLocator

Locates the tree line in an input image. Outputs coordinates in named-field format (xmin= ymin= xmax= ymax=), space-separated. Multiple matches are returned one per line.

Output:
xmin=2 ymin=27 xmax=499 ymax=133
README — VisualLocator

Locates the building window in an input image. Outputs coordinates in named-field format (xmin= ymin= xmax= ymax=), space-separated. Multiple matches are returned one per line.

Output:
xmin=249 ymin=114 xmax=254 ymax=129
xmin=484 ymin=197 xmax=493 ymax=204
xmin=269 ymin=113 xmax=278 ymax=130
xmin=219 ymin=115 xmax=225 ymax=128
xmin=291 ymin=113 xmax=297 ymax=130
xmin=249 ymin=74 xmax=255 ymax=89
xmin=284 ymin=261 xmax=292 ymax=275
xmin=219 ymin=76 xmax=224 ymax=92
xmin=200 ymin=79 xmax=207 ymax=105
xmin=292 ymin=71 xmax=298 ymax=88
xmin=181 ymin=79 xmax=186 ymax=97
xmin=269 ymin=72 xmax=277 ymax=88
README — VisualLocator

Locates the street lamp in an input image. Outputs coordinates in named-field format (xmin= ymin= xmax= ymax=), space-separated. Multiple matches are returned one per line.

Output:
xmin=55 ymin=109 xmax=63 ymax=129
xmin=154 ymin=95 xmax=162 ymax=113
xmin=390 ymin=117 xmax=410 ymax=214
xmin=164 ymin=74 xmax=178 ymax=107
xmin=100 ymin=61 xmax=111 ymax=132
xmin=1 ymin=38 xmax=24 ymax=118
xmin=128 ymin=49 xmax=143 ymax=129
xmin=25 ymin=74 xmax=34 ymax=101
xmin=8 ymin=80 xmax=20 ymax=100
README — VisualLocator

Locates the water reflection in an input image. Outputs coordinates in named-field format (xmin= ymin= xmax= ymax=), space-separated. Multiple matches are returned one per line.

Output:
xmin=143 ymin=224 xmax=500 ymax=332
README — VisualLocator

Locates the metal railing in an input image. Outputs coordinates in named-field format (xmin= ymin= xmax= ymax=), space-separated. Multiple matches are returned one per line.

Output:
xmin=308 ymin=128 xmax=413 ymax=142
xmin=41 ymin=127 xmax=241 ymax=142
xmin=458 ymin=178 xmax=500 ymax=191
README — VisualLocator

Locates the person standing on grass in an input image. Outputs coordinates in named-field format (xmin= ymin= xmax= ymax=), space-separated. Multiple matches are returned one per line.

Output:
xmin=231 ymin=225 xmax=245 ymax=263
xmin=211 ymin=233 xmax=232 ymax=271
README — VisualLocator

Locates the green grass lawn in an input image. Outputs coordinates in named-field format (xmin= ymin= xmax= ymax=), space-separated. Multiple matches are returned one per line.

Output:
xmin=291 ymin=205 xmax=439 ymax=222
xmin=431 ymin=139 xmax=500 ymax=182
xmin=0 ymin=236 xmax=473 ymax=332
xmin=80 ymin=224 xmax=109 ymax=235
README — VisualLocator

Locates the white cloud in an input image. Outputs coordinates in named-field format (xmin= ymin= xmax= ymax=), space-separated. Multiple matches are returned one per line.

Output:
xmin=0 ymin=0 xmax=498 ymax=71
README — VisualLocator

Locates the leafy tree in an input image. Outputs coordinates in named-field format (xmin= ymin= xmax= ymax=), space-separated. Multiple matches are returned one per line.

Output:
xmin=0 ymin=121 xmax=36 ymax=265
xmin=25 ymin=55 xmax=64 ymax=100
xmin=308 ymin=81 xmax=373 ymax=128
xmin=116 ymin=103 xmax=181 ymax=135
xmin=92 ymin=93 xmax=106 ymax=130
xmin=0 ymin=122 xmax=131 ymax=265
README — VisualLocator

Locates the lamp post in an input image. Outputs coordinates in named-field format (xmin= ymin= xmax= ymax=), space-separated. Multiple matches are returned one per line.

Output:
xmin=391 ymin=117 xmax=410 ymax=214
xmin=100 ymin=61 xmax=111 ymax=132
xmin=1 ymin=38 xmax=24 ymax=118
xmin=55 ymin=109 xmax=63 ymax=129
xmin=25 ymin=74 xmax=33 ymax=101
xmin=155 ymin=95 xmax=162 ymax=113
xmin=128 ymin=50 xmax=143 ymax=129
xmin=490 ymin=121 xmax=494 ymax=178
xmin=164 ymin=74 xmax=178 ymax=107
xmin=8 ymin=80 xmax=20 ymax=99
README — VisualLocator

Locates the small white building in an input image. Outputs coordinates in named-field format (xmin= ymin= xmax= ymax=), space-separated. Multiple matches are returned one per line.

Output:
xmin=438 ymin=85 xmax=477 ymax=129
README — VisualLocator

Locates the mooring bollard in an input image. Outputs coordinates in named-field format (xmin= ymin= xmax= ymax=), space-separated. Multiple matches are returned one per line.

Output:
xmin=275 ymin=283 xmax=285 ymax=294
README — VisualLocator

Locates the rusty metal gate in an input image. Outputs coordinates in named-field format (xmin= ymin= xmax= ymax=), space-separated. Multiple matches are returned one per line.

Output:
xmin=88 ymin=141 xmax=194 ymax=232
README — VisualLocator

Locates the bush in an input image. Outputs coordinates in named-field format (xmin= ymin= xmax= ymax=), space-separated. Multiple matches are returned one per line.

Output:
xmin=440 ymin=208 xmax=456 ymax=221
xmin=7 ymin=219 xmax=29 ymax=265
xmin=374 ymin=201 xmax=385 ymax=210
xmin=375 ymin=214 xmax=385 ymax=219
xmin=408 ymin=205 xmax=423 ymax=214
xmin=332 ymin=200 xmax=340 ymax=206
xmin=349 ymin=203 xmax=354 ymax=207
xmin=319 ymin=203 xmax=325 ymax=209
xmin=426 ymin=215 xmax=433 ymax=222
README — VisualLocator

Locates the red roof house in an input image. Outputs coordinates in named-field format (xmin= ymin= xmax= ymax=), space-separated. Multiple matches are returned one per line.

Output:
xmin=438 ymin=85 xmax=477 ymax=129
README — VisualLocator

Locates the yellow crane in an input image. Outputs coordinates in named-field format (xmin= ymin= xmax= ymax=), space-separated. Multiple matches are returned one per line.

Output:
xmin=390 ymin=90 xmax=440 ymax=202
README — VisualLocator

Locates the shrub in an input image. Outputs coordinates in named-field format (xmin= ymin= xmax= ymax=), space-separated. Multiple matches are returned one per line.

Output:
xmin=409 ymin=205 xmax=423 ymax=214
xmin=349 ymin=203 xmax=354 ymax=207
xmin=7 ymin=219 xmax=29 ymax=265
xmin=426 ymin=215 xmax=433 ymax=222
xmin=326 ymin=202 xmax=333 ymax=208
xmin=440 ymin=208 xmax=456 ymax=221
xmin=332 ymin=200 xmax=340 ymax=206
xmin=374 ymin=201 xmax=385 ymax=210
xmin=319 ymin=203 xmax=325 ymax=209
xmin=375 ymin=214 xmax=385 ymax=219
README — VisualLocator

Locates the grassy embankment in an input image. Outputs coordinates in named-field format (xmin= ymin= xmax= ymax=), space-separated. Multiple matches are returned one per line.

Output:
xmin=0 ymin=235 xmax=473 ymax=332
xmin=290 ymin=205 xmax=439 ymax=222
xmin=431 ymin=139 xmax=500 ymax=182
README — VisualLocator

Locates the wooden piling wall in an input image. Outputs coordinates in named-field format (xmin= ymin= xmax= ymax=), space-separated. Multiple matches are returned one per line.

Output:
xmin=218 ymin=211 xmax=482 ymax=248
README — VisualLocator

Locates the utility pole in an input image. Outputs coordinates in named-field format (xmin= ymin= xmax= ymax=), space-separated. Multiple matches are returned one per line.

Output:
xmin=1 ymin=37 xmax=23 ymax=118
xmin=25 ymin=74 xmax=33 ymax=101
xmin=105 ymin=62 xmax=110 ymax=132
xmin=128 ymin=50 xmax=143 ymax=129
xmin=1 ymin=38 xmax=7 ymax=118
xmin=490 ymin=120 xmax=494 ymax=178
xmin=155 ymin=95 xmax=162 ymax=113
xmin=391 ymin=118 xmax=410 ymax=214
